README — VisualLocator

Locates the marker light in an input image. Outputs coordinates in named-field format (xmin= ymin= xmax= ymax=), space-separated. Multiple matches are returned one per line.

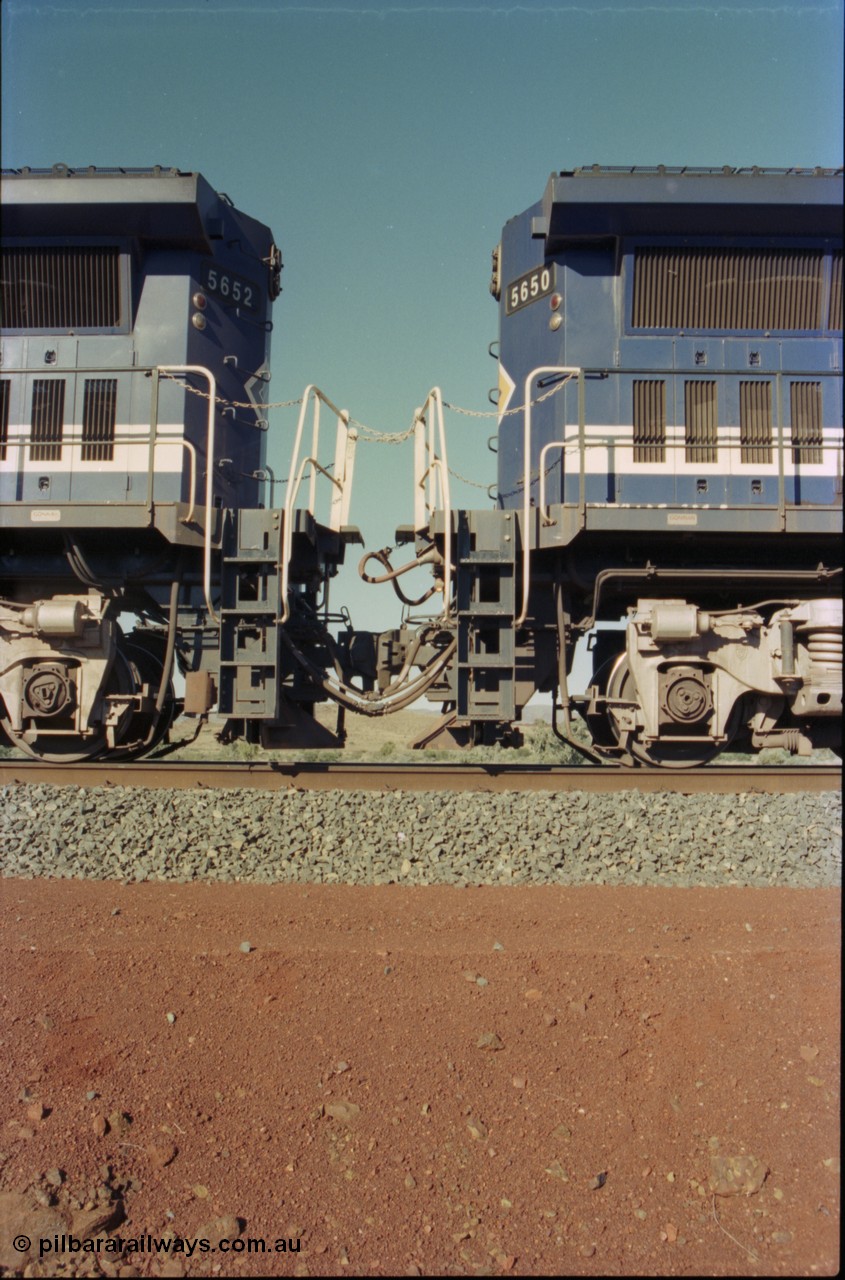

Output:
xmin=191 ymin=313 xmax=207 ymax=330
xmin=550 ymin=293 xmax=562 ymax=311
xmin=192 ymin=292 xmax=208 ymax=310
xmin=549 ymin=314 xmax=563 ymax=331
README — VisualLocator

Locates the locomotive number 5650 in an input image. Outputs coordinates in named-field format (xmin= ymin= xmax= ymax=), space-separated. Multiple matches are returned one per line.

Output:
xmin=505 ymin=266 xmax=554 ymax=315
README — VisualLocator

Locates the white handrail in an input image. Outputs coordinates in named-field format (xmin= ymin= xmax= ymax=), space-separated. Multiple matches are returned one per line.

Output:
xmin=331 ymin=411 xmax=357 ymax=529
xmin=515 ymin=367 xmax=579 ymax=626
xmin=413 ymin=387 xmax=452 ymax=619
xmin=538 ymin=439 xmax=567 ymax=525
xmin=153 ymin=435 xmax=198 ymax=525
xmin=155 ymin=365 xmax=217 ymax=621
xmin=280 ymin=385 xmax=356 ymax=624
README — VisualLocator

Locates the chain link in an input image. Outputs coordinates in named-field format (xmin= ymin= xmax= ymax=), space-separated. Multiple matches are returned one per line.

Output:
xmin=161 ymin=368 xmax=575 ymax=497
xmin=498 ymin=452 xmax=563 ymax=499
xmin=444 ymin=374 xmax=573 ymax=420
xmin=158 ymin=369 xmax=303 ymax=410
xmin=350 ymin=418 xmax=417 ymax=445
xmin=157 ymin=368 xmax=574 ymax=441
xmin=445 ymin=466 xmax=494 ymax=490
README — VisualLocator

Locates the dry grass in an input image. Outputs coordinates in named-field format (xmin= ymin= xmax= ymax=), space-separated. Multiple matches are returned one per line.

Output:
xmin=165 ymin=706 xmax=587 ymax=765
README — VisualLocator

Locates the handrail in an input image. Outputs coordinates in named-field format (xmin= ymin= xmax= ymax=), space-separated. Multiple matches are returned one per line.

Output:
xmin=413 ymin=388 xmax=452 ymax=620
xmin=330 ymin=411 xmax=357 ymax=530
xmin=522 ymin=367 xmax=844 ymax=536
xmin=538 ymin=438 xmax=569 ymax=524
xmin=516 ymin=367 xmax=580 ymax=626
xmin=776 ymin=378 xmax=785 ymax=529
xmin=155 ymin=365 xmax=218 ymax=622
xmin=534 ymin=425 xmax=845 ymax=454
xmin=171 ymin=437 xmax=198 ymax=524
xmin=279 ymin=385 xmax=358 ymax=624
xmin=0 ymin=363 xmax=204 ymax=530
xmin=0 ymin=360 xmax=217 ymax=616
xmin=1 ymin=430 xmax=197 ymax=523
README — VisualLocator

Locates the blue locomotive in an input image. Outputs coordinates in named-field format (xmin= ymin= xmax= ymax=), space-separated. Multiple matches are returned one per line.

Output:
xmin=466 ymin=165 xmax=842 ymax=763
xmin=0 ymin=165 xmax=357 ymax=760
xmin=1 ymin=163 xmax=842 ymax=766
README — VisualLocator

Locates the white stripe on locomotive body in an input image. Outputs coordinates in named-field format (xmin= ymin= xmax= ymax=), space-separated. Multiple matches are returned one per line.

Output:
xmin=0 ymin=423 xmax=186 ymax=475
xmin=544 ymin=423 xmax=842 ymax=478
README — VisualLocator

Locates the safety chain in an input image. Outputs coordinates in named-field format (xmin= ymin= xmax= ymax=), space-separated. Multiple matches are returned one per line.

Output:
xmin=157 ymin=368 xmax=573 ymax=442
xmin=161 ymin=367 xmax=572 ymax=498
xmin=349 ymin=418 xmax=416 ymax=445
xmin=498 ymin=452 xmax=564 ymax=499
xmin=157 ymin=369 xmax=302 ymax=411
xmin=444 ymin=376 xmax=572 ymax=420
xmin=445 ymin=466 xmax=494 ymax=490
xmin=350 ymin=375 xmax=573 ymax=445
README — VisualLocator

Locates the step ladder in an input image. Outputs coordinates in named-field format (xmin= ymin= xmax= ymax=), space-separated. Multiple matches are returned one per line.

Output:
xmin=218 ymin=508 xmax=284 ymax=720
xmin=455 ymin=510 xmax=517 ymax=722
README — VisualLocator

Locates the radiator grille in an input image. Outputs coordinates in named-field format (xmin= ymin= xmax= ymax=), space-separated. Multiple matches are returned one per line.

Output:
xmin=31 ymin=379 xmax=65 ymax=462
xmin=0 ymin=380 xmax=8 ymax=462
xmin=790 ymin=381 xmax=823 ymax=465
xmin=684 ymin=380 xmax=718 ymax=463
xmin=633 ymin=380 xmax=666 ymax=463
xmin=1 ymin=247 xmax=121 ymax=330
xmin=739 ymin=381 xmax=772 ymax=464
xmin=829 ymin=253 xmax=843 ymax=331
xmin=81 ymin=379 xmax=117 ymax=462
xmin=633 ymin=248 xmax=825 ymax=331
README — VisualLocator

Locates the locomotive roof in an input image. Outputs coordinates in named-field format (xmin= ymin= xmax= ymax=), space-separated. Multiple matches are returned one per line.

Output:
xmin=532 ymin=165 xmax=844 ymax=246
xmin=0 ymin=164 xmax=273 ymax=251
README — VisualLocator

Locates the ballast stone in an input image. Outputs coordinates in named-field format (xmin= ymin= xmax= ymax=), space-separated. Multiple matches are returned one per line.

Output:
xmin=0 ymin=782 xmax=840 ymax=889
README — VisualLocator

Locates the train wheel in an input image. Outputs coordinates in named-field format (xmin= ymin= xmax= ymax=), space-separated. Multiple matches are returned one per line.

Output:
xmin=113 ymin=637 xmax=177 ymax=759
xmin=0 ymin=638 xmax=176 ymax=764
xmin=0 ymin=649 xmax=136 ymax=763
xmin=605 ymin=657 xmax=729 ymax=769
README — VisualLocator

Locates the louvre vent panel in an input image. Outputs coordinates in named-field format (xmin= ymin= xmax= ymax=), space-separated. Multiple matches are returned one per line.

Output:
xmin=684 ymin=380 xmax=718 ymax=463
xmin=829 ymin=253 xmax=843 ymax=331
xmin=0 ymin=380 xmax=9 ymax=462
xmin=632 ymin=249 xmax=825 ymax=331
xmin=790 ymin=382 xmax=823 ymax=465
xmin=31 ymin=379 xmax=65 ymax=462
xmin=81 ymin=379 xmax=118 ymax=462
xmin=633 ymin=380 xmax=666 ymax=463
xmin=739 ymin=381 xmax=773 ymax=464
xmin=1 ymin=247 xmax=121 ymax=330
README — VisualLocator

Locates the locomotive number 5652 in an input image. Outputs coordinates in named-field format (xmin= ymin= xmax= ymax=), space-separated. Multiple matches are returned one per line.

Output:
xmin=201 ymin=264 xmax=260 ymax=311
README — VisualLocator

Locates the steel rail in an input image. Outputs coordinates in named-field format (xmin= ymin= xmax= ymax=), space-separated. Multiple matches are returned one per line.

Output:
xmin=0 ymin=760 xmax=839 ymax=794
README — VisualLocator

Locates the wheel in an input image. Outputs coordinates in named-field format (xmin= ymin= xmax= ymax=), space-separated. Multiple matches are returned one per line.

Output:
xmin=0 ymin=649 xmax=135 ymax=763
xmin=582 ymin=653 xmax=628 ymax=751
xmin=114 ymin=637 xmax=177 ymax=758
xmin=0 ymin=636 xmax=176 ymax=763
xmin=605 ymin=656 xmax=730 ymax=769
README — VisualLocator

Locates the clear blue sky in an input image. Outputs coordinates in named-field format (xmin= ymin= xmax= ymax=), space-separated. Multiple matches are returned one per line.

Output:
xmin=2 ymin=0 xmax=843 ymax=636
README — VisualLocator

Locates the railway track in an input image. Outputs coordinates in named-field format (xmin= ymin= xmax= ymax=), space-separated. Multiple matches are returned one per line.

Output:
xmin=0 ymin=759 xmax=839 ymax=794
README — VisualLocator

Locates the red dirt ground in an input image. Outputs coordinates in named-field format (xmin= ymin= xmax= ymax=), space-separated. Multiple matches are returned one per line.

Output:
xmin=0 ymin=881 xmax=840 ymax=1277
